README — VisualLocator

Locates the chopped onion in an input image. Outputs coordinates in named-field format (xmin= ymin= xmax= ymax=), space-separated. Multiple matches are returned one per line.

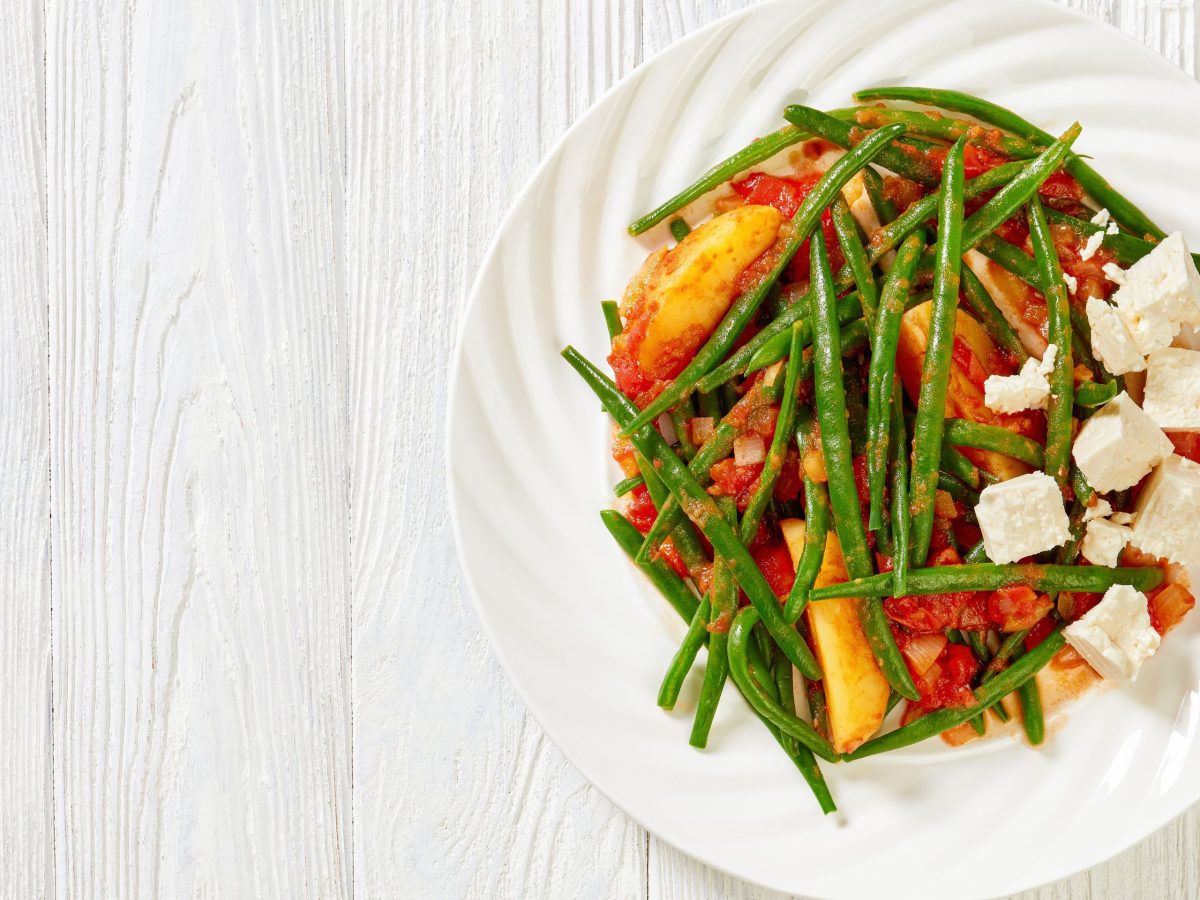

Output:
xmin=1149 ymin=583 xmax=1195 ymax=635
xmin=691 ymin=416 xmax=715 ymax=445
xmin=762 ymin=360 xmax=785 ymax=388
xmin=934 ymin=489 xmax=958 ymax=519
xmin=901 ymin=633 xmax=947 ymax=677
xmin=733 ymin=434 xmax=766 ymax=467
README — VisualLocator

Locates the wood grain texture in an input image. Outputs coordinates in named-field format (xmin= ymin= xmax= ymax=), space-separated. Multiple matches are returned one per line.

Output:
xmin=46 ymin=1 xmax=350 ymax=896
xmin=346 ymin=0 xmax=648 ymax=896
xmin=0 ymin=0 xmax=51 ymax=896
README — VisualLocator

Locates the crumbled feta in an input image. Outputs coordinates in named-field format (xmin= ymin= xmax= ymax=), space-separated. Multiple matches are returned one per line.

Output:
xmin=982 ymin=344 xmax=1057 ymax=414
xmin=1142 ymin=347 xmax=1200 ymax=432
xmin=1063 ymin=584 xmax=1160 ymax=680
xmin=974 ymin=472 xmax=1072 ymax=564
xmin=1091 ymin=208 xmax=1112 ymax=229
xmin=1086 ymin=297 xmax=1146 ymax=375
xmin=1102 ymin=263 xmax=1126 ymax=286
xmin=1080 ymin=230 xmax=1105 ymax=262
xmin=1081 ymin=518 xmax=1133 ymax=567
xmin=1071 ymin=391 xmax=1174 ymax=492
xmin=1130 ymin=454 xmax=1200 ymax=566
xmin=1083 ymin=498 xmax=1113 ymax=522
xmin=1063 ymin=272 xmax=1078 ymax=294
xmin=1109 ymin=232 xmax=1200 ymax=355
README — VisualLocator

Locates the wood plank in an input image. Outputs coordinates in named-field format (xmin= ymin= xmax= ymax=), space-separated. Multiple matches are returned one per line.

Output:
xmin=46 ymin=2 xmax=351 ymax=895
xmin=0 ymin=0 xmax=51 ymax=895
xmin=346 ymin=0 xmax=647 ymax=896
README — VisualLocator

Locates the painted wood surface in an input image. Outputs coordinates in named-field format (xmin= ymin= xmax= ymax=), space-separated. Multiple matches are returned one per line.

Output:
xmin=2 ymin=1 xmax=1196 ymax=898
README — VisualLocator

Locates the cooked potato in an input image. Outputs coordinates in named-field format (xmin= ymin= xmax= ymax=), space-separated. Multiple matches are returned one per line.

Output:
xmin=631 ymin=205 xmax=781 ymax=378
xmin=780 ymin=519 xmax=890 ymax=754
xmin=895 ymin=302 xmax=1041 ymax=481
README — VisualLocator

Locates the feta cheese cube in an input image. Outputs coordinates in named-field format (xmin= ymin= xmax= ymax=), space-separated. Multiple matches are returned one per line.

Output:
xmin=1081 ymin=518 xmax=1132 ymax=567
xmin=1063 ymin=584 xmax=1160 ymax=680
xmin=1110 ymin=511 xmax=1134 ymax=525
xmin=1082 ymin=497 xmax=1113 ymax=522
xmin=1086 ymin=297 xmax=1146 ymax=375
xmin=1110 ymin=232 xmax=1200 ymax=354
xmin=974 ymin=471 xmax=1072 ymax=564
xmin=1130 ymin=454 xmax=1200 ymax=566
xmin=1102 ymin=263 xmax=1126 ymax=286
xmin=1072 ymin=391 xmax=1174 ymax=492
xmin=982 ymin=344 xmax=1057 ymax=414
xmin=1142 ymin=347 xmax=1200 ymax=432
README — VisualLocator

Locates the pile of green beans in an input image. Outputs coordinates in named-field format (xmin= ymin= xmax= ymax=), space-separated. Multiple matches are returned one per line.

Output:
xmin=567 ymin=87 xmax=1179 ymax=812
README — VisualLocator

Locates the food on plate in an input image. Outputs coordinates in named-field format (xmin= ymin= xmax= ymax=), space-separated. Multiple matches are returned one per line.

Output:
xmin=562 ymin=87 xmax=1197 ymax=815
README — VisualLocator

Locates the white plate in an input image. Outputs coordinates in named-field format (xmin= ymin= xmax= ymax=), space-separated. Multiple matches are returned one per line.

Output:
xmin=447 ymin=1 xmax=1200 ymax=896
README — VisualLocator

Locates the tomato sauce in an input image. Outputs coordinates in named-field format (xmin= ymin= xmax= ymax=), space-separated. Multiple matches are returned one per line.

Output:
xmin=730 ymin=172 xmax=844 ymax=279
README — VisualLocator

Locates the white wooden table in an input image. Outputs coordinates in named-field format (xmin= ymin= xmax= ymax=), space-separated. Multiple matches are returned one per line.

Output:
xmin=2 ymin=1 xmax=1197 ymax=897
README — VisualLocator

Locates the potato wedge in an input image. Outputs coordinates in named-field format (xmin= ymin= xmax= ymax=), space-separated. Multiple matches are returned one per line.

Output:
xmin=964 ymin=250 xmax=1048 ymax=357
xmin=633 ymin=205 xmax=781 ymax=378
xmin=780 ymin=519 xmax=890 ymax=754
xmin=896 ymin=301 xmax=1043 ymax=482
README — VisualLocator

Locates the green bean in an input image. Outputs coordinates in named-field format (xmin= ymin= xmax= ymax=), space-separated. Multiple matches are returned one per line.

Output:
xmin=855 ymin=86 xmax=1162 ymax=239
xmin=783 ymin=105 xmax=941 ymax=186
xmin=845 ymin=630 xmax=1065 ymax=759
xmin=889 ymin=380 xmax=912 ymax=596
xmin=657 ymin=597 xmax=711 ymax=710
xmin=809 ymin=562 xmax=1162 ymax=601
xmin=832 ymin=197 xmax=880 ymax=327
xmin=741 ymin=324 xmax=806 ymax=543
xmin=670 ymin=396 xmax=698 ymax=463
xmin=635 ymin=382 xmax=772 ymax=566
xmin=867 ymin=234 xmax=923 ymax=532
xmin=633 ymin=448 xmax=708 ymax=573
xmin=669 ymin=218 xmax=691 ymax=242
xmin=1075 ymin=379 xmax=1118 ymax=410
xmin=622 ymin=124 xmax=909 ymax=436
xmin=862 ymin=165 xmax=897 ymax=224
xmin=785 ymin=410 xmax=830 ymax=624
xmin=741 ymin=290 xmax=929 ymax=379
xmin=964 ymin=538 xmax=988 ymax=564
xmin=940 ymin=442 xmax=982 ymax=491
xmin=602 ymin=300 xmax=622 ymax=340
xmin=909 ymin=137 xmax=966 ymax=567
xmin=727 ymin=607 xmax=839 ymax=762
xmin=691 ymin=499 xmax=738 ymax=748
xmin=629 ymin=125 xmax=810 ymax=235
xmin=1015 ymin=646 xmax=1046 ymax=745
xmin=608 ymin=501 xmax=833 ymax=807
xmin=1043 ymin=207 xmax=1200 ymax=269
xmin=599 ymin=510 xmax=700 ymax=622
xmin=943 ymin=418 xmax=1045 ymax=468
xmin=937 ymin=471 xmax=979 ymax=508
xmin=613 ymin=474 xmax=644 ymax=497
xmin=830 ymin=105 xmax=1042 ymax=159
xmin=696 ymin=289 xmax=862 ymax=393
xmin=564 ymin=347 xmax=822 ymax=679
xmin=866 ymin=161 xmax=1025 ymax=266
xmin=962 ymin=125 xmax=1082 ymax=250
xmin=1028 ymin=196 xmax=1075 ymax=491
xmin=959 ymin=265 xmax=1029 ymax=365
xmin=771 ymin=654 xmax=806 ymax=766
xmin=810 ymin=237 xmax=918 ymax=700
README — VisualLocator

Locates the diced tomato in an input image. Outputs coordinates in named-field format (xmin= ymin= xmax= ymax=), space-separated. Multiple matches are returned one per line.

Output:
xmin=773 ymin=447 xmax=803 ymax=503
xmin=986 ymin=585 xmax=1053 ymax=632
xmin=952 ymin=335 xmax=989 ymax=391
xmin=1148 ymin=583 xmax=1196 ymax=635
xmin=1168 ymin=432 xmax=1200 ymax=466
xmin=655 ymin=539 xmax=689 ymax=578
xmin=1058 ymin=589 xmax=1103 ymax=623
xmin=752 ymin=542 xmax=797 ymax=599
xmin=852 ymin=454 xmax=871 ymax=507
xmin=886 ymin=547 xmax=988 ymax=632
xmin=624 ymin=485 xmax=658 ymax=533
xmin=1038 ymin=170 xmax=1084 ymax=202
xmin=903 ymin=643 xmax=980 ymax=724
xmin=707 ymin=458 xmax=764 ymax=512
xmin=1023 ymin=614 xmax=1057 ymax=652
xmin=926 ymin=143 xmax=1010 ymax=179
